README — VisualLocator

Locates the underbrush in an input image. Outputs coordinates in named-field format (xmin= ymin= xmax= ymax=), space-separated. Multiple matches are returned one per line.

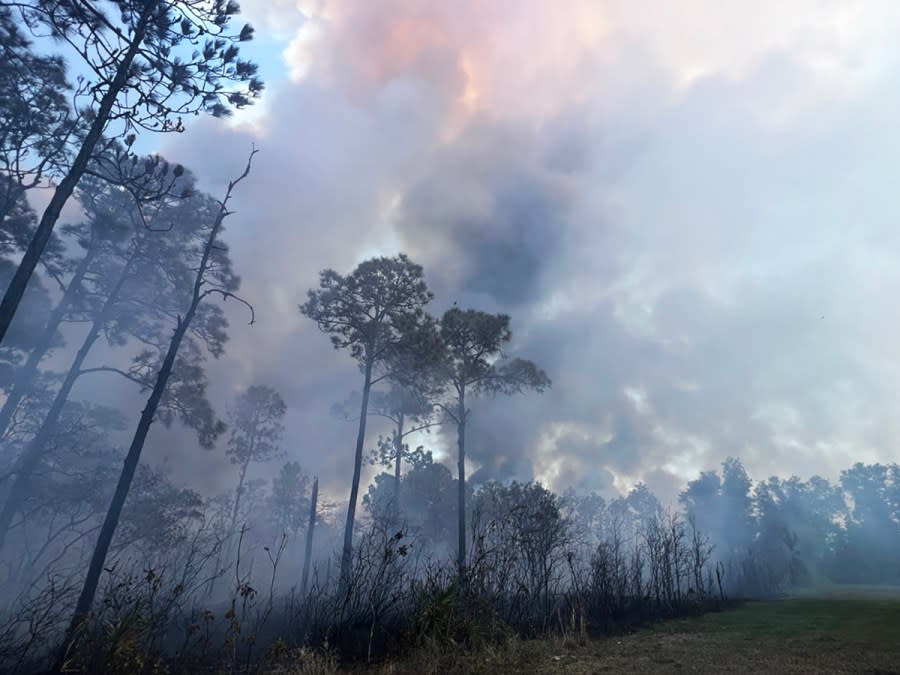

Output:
xmin=1 ymin=503 xmax=754 ymax=673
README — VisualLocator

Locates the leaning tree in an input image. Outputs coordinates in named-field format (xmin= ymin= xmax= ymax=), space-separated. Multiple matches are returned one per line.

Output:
xmin=0 ymin=154 xmax=193 ymax=446
xmin=60 ymin=149 xmax=257 ymax=656
xmin=300 ymin=253 xmax=436 ymax=589
xmin=434 ymin=308 xmax=550 ymax=577
xmin=0 ymin=0 xmax=262 ymax=344
xmin=0 ymin=162 xmax=226 ymax=551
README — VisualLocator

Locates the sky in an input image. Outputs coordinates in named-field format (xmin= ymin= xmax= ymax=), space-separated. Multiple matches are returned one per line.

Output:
xmin=108 ymin=0 xmax=900 ymax=506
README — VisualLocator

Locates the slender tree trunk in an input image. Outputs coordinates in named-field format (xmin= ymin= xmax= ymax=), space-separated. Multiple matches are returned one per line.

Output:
xmin=62 ymin=312 xmax=192 ymax=657
xmin=392 ymin=412 xmax=404 ymax=524
xmin=57 ymin=150 xmax=254 ymax=668
xmin=456 ymin=390 xmax=467 ymax=577
xmin=206 ymin=457 xmax=250 ymax=597
xmin=0 ymin=259 xmax=132 ymax=550
xmin=340 ymin=357 xmax=373 ymax=591
xmin=228 ymin=460 xmax=251 ymax=543
xmin=0 ymin=246 xmax=95 ymax=442
xmin=208 ymin=433 xmax=256 ymax=599
xmin=0 ymin=8 xmax=153 ymax=346
xmin=389 ymin=416 xmax=406 ymax=591
xmin=300 ymin=476 xmax=318 ymax=598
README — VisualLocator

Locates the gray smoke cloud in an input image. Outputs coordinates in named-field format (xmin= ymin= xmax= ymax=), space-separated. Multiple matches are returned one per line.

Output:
xmin=114 ymin=0 xmax=900 ymax=508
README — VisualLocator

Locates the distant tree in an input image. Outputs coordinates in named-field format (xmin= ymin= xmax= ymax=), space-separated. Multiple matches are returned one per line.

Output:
xmin=833 ymin=463 xmax=900 ymax=583
xmin=720 ymin=457 xmax=754 ymax=554
xmin=561 ymin=489 xmax=607 ymax=556
xmin=225 ymin=385 xmax=287 ymax=541
xmin=0 ymin=401 xmax=126 ymax=593
xmin=402 ymin=460 xmax=462 ymax=551
xmin=434 ymin=308 xmax=550 ymax=576
xmin=680 ymin=469 xmax=721 ymax=539
xmin=114 ymin=466 xmax=205 ymax=556
xmin=753 ymin=475 xmax=843 ymax=587
xmin=0 ymin=186 xmax=69 ymax=393
xmin=335 ymin=384 xmax=438 ymax=524
xmin=679 ymin=458 xmax=754 ymax=560
xmin=680 ymin=471 xmax=720 ymax=505
xmin=300 ymin=253 xmax=435 ymax=588
xmin=364 ymin=456 xmax=461 ymax=553
xmin=0 ymin=258 xmax=58 ymax=396
xmin=626 ymin=482 xmax=664 ymax=538
xmin=0 ymin=0 xmax=262 ymax=345
xmin=0 ymin=179 xmax=65 ymax=279
xmin=270 ymin=461 xmax=310 ymax=539
xmin=62 ymin=150 xmax=257 ymax=651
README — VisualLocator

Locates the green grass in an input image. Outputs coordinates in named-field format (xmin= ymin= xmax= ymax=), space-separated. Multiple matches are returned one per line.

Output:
xmin=660 ymin=594 xmax=900 ymax=646
xmin=372 ymin=586 xmax=900 ymax=673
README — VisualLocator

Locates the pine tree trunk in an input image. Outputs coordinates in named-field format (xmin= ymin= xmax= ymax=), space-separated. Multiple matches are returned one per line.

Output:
xmin=228 ymin=460 xmax=251 ymax=544
xmin=340 ymin=357 xmax=373 ymax=592
xmin=300 ymin=476 xmax=318 ymax=598
xmin=208 ymin=431 xmax=257 ymax=599
xmin=392 ymin=412 xmax=404 ymax=525
xmin=63 ymin=312 xmax=191 ymax=651
xmin=456 ymin=391 xmax=467 ymax=578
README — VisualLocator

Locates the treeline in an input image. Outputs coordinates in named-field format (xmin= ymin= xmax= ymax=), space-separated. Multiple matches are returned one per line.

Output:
xmin=681 ymin=457 xmax=900 ymax=592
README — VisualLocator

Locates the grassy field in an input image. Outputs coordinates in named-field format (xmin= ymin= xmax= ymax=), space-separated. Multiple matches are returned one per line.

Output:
xmin=368 ymin=586 xmax=900 ymax=674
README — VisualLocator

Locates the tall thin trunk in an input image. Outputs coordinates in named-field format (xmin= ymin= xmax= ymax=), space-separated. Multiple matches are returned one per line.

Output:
xmin=300 ymin=476 xmax=318 ymax=598
xmin=0 ymin=246 xmax=95 ymax=442
xmin=209 ymin=457 xmax=250 ymax=594
xmin=208 ymin=428 xmax=256 ymax=599
xmin=64 ymin=309 xmax=191 ymax=650
xmin=392 ymin=412 xmax=404 ymax=524
xmin=456 ymin=388 xmax=467 ymax=577
xmin=58 ymin=151 xmax=254 ymax=667
xmin=0 ymin=257 xmax=132 ymax=550
xmin=340 ymin=356 xmax=373 ymax=591
xmin=0 ymin=6 xmax=154 ymax=346
xmin=228 ymin=459 xmax=251 ymax=542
